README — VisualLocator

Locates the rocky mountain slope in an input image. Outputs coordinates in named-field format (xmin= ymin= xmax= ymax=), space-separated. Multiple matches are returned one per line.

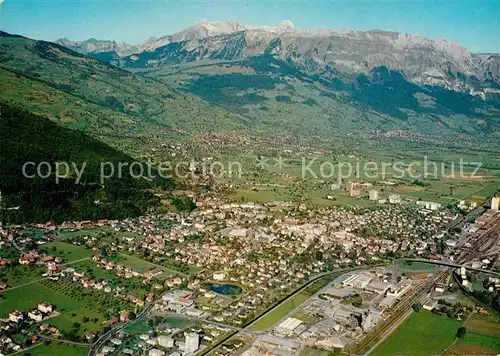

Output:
xmin=58 ymin=20 xmax=500 ymax=100
xmin=2 ymin=28 xmax=498 ymax=142
xmin=0 ymin=31 xmax=248 ymax=154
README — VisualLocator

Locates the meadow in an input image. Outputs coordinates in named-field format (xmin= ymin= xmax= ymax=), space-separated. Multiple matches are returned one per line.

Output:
xmin=371 ymin=311 xmax=463 ymax=356
xmin=0 ymin=282 xmax=82 ymax=318
xmin=248 ymin=278 xmax=332 ymax=331
xmin=19 ymin=342 xmax=88 ymax=356
xmin=43 ymin=241 xmax=93 ymax=262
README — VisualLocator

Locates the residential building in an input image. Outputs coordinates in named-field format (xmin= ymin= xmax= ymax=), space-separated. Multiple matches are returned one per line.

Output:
xmin=185 ymin=332 xmax=199 ymax=352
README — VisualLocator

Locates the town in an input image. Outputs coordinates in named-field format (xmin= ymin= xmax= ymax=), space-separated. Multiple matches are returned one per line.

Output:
xmin=0 ymin=192 xmax=498 ymax=355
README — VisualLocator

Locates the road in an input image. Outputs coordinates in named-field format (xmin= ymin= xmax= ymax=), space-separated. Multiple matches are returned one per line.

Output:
xmin=88 ymin=286 xmax=181 ymax=356
xmin=198 ymin=265 xmax=388 ymax=356
xmin=88 ymin=300 xmax=156 ymax=356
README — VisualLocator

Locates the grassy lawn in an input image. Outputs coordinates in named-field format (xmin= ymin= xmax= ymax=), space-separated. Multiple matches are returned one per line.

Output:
xmin=248 ymin=290 xmax=312 ymax=331
xmin=57 ymin=227 xmax=112 ymax=239
xmin=117 ymin=254 xmax=163 ymax=272
xmin=396 ymin=260 xmax=441 ymax=273
xmin=43 ymin=241 xmax=92 ymax=262
xmin=49 ymin=307 xmax=105 ymax=335
xmin=371 ymin=311 xmax=463 ymax=356
xmin=70 ymin=260 xmax=118 ymax=281
xmin=19 ymin=342 xmax=88 ymax=356
xmin=124 ymin=320 xmax=153 ymax=334
xmin=299 ymin=346 xmax=340 ymax=356
xmin=292 ymin=310 xmax=321 ymax=324
xmin=164 ymin=316 xmax=191 ymax=328
xmin=0 ymin=281 xmax=106 ymax=336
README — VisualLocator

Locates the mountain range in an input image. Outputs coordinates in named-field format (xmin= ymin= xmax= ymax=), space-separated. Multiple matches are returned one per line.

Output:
xmin=1 ymin=21 xmax=499 ymax=222
xmin=57 ymin=20 xmax=500 ymax=100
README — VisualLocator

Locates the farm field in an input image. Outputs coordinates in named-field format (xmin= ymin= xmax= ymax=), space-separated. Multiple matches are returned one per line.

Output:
xmin=0 ymin=265 xmax=44 ymax=288
xmin=19 ymin=342 xmax=88 ymax=356
xmin=371 ymin=311 xmax=463 ymax=356
xmin=470 ymin=183 xmax=500 ymax=199
xmin=444 ymin=333 xmax=500 ymax=355
xmin=465 ymin=313 xmax=500 ymax=336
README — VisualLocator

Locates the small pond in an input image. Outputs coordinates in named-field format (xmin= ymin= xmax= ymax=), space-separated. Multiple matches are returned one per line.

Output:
xmin=207 ymin=283 xmax=242 ymax=295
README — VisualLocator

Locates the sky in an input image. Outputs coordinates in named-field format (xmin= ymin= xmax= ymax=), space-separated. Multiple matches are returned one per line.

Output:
xmin=0 ymin=0 xmax=498 ymax=53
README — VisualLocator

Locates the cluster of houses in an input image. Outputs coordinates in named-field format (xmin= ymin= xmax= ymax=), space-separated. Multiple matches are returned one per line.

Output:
xmin=19 ymin=251 xmax=63 ymax=266
xmin=8 ymin=302 xmax=54 ymax=324
xmin=92 ymin=255 xmax=163 ymax=282
xmin=68 ymin=199 xmax=454 ymax=328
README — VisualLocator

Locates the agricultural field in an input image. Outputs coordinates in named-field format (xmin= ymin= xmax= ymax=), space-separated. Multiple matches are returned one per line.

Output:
xmin=224 ymin=146 xmax=500 ymax=208
xmin=465 ymin=312 xmax=500 ymax=336
xmin=470 ymin=183 xmax=500 ymax=200
xmin=371 ymin=311 xmax=463 ymax=356
xmin=444 ymin=333 xmax=500 ymax=355
xmin=0 ymin=265 xmax=44 ymax=288
xmin=19 ymin=341 xmax=88 ymax=356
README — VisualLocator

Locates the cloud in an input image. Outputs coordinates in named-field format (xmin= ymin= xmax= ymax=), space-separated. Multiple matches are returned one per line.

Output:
xmin=0 ymin=0 xmax=4 ymax=4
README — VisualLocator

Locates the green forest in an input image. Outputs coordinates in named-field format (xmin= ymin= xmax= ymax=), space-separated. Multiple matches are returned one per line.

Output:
xmin=0 ymin=103 xmax=174 ymax=223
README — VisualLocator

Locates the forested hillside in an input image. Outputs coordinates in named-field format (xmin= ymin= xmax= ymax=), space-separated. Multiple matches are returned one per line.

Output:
xmin=0 ymin=103 xmax=173 ymax=223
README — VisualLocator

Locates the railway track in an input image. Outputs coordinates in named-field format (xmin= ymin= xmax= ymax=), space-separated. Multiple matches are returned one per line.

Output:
xmin=349 ymin=270 xmax=450 ymax=354
xmin=349 ymin=212 xmax=499 ymax=355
